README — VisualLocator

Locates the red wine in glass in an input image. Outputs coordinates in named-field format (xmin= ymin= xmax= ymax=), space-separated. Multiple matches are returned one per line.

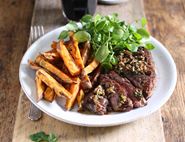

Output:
xmin=61 ymin=0 xmax=97 ymax=21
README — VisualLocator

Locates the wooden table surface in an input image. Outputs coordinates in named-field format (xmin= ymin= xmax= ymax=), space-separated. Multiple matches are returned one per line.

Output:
xmin=0 ymin=0 xmax=184 ymax=142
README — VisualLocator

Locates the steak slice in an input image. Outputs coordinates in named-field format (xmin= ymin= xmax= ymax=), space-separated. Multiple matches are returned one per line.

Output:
xmin=100 ymin=74 xmax=134 ymax=112
xmin=82 ymin=85 xmax=109 ymax=115
xmin=107 ymin=71 xmax=147 ymax=107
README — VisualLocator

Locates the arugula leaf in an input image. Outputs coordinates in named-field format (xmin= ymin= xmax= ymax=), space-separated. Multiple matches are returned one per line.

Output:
xmin=141 ymin=17 xmax=147 ymax=27
xmin=145 ymin=43 xmax=155 ymax=50
xmin=74 ymin=31 xmax=91 ymax=42
xmin=66 ymin=21 xmax=78 ymax=31
xmin=58 ymin=30 xmax=69 ymax=40
xmin=29 ymin=131 xmax=58 ymax=142
xmin=95 ymin=44 xmax=110 ymax=63
xmin=137 ymin=28 xmax=150 ymax=38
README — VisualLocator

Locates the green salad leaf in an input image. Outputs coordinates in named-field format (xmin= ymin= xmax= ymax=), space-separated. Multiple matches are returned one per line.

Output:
xmin=74 ymin=31 xmax=91 ymax=43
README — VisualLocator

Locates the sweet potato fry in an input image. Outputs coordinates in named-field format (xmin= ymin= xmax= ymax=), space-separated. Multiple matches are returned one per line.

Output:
xmin=35 ymin=55 xmax=75 ymax=84
xmin=83 ymin=59 xmax=99 ymax=75
xmin=57 ymin=41 xmax=80 ymax=76
xmin=66 ymin=36 xmax=84 ymax=69
xmin=35 ymin=75 xmax=46 ymax=101
xmin=51 ymin=41 xmax=58 ymax=49
xmin=36 ymin=69 xmax=72 ymax=99
xmin=77 ymin=89 xmax=84 ymax=109
xmin=66 ymin=78 xmax=80 ymax=110
xmin=81 ymin=41 xmax=91 ymax=65
xmin=41 ymin=49 xmax=60 ymax=61
xmin=43 ymin=87 xmax=55 ymax=102
xmin=28 ymin=60 xmax=40 ymax=70
xmin=79 ymin=41 xmax=92 ymax=89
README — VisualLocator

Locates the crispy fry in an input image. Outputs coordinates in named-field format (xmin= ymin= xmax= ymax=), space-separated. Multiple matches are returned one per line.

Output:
xmin=51 ymin=41 xmax=58 ymax=49
xmin=28 ymin=60 xmax=40 ymax=70
xmin=41 ymin=49 xmax=60 ymax=61
xmin=66 ymin=36 xmax=84 ymax=69
xmin=83 ymin=59 xmax=99 ymax=75
xmin=77 ymin=89 xmax=84 ymax=109
xmin=66 ymin=78 xmax=80 ymax=110
xmin=37 ymin=69 xmax=72 ymax=99
xmin=58 ymin=41 xmax=80 ymax=76
xmin=35 ymin=55 xmax=75 ymax=84
xmin=35 ymin=75 xmax=46 ymax=101
xmin=80 ymin=41 xmax=92 ymax=89
xmin=81 ymin=41 xmax=91 ymax=65
xmin=43 ymin=87 xmax=55 ymax=102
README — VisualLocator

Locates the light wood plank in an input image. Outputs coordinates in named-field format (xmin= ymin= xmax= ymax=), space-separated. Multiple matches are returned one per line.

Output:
xmin=12 ymin=0 xmax=165 ymax=141
xmin=144 ymin=0 xmax=185 ymax=141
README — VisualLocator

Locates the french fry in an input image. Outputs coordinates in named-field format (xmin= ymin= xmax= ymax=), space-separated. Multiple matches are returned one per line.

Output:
xmin=57 ymin=41 xmax=80 ymax=76
xmin=81 ymin=41 xmax=91 ymax=65
xmin=77 ymin=89 xmax=85 ymax=109
xmin=35 ymin=75 xmax=46 ymax=101
xmin=35 ymin=55 xmax=76 ymax=84
xmin=41 ymin=49 xmax=60 ymax=61
xmin=51 ymin=41 xmax=58 ymax=49
xmin=83 ymin=59 xmax=99 ymax=75
xmin=43 ymin=87 xmax=55 ymax=102
xmin=66 ymin=78 xmax=80 ymax=110
xmin=36 ymin=69 xmax=72 ymax=99
xmin=66 ymin=36 xmax=84 ymax=69
xmin=28 ymin=60 xmax=40 ymax=70
xmin=79 ymin=41 xmax=92 ymax=89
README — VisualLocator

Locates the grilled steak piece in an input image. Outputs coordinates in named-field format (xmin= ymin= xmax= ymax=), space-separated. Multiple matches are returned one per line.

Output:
xmin=116 ymin=47 xmax=156 ymax=99
xmin=107 ymin=71 xmax=147 ymax=107
xmin=100 ymin=75 xmax=134 ymax=112
xmin=82 ymin=85 xmax=108 ymax=115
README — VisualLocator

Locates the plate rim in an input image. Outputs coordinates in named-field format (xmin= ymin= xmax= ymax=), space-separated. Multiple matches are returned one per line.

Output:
xmin=19 ymin=26 xmax=177 ymax=127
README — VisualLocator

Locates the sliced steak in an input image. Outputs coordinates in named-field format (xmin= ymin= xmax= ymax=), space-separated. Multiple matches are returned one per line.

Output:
xmin=100 ymin=74 xmax=134 ymax=112
xmin=82 ymin=85 xmax=108 ymax=115
xmin=107 ymin=71 xmax=147 ymax=107
xmin=116 ymin=47 xmax=156 ymax=99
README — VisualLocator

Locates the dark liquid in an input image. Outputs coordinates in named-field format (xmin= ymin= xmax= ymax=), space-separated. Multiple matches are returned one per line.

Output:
xmin=62 ymin=0 xmax=97 ymax=21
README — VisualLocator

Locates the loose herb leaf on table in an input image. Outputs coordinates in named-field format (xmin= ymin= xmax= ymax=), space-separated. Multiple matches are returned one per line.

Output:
xmin=29 ymin=131 xmax=58 ymax=142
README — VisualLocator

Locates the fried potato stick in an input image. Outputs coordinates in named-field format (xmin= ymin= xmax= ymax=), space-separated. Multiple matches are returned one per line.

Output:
xmin=58 ymin=41 xmax=80 ymax=76
xmin=43 ymin=87 xmax=55 ymax=102
xmin=41 ymin=49 xmax=60 ymax=61
xmin=28 ymin=60 xmax=40 ymax=70
xmin=77 ymin=89 xmax=84 ymax=109
xmin=82 ymin=59 xmax=99 ymax=75
xmin=66 ymin=36 xmax=84 ymax=69
xmin=81 ymin=41 xmax=91 ymax=65
xmin=36 ymin=69 xmax=72 ymax=99
xmin=35 ymin=75 xmax=46 ymax=101
xmin=35 ymin=55 xmax=75 ymax=84
xmin=66 ymin=78 xmax=80 ymax=110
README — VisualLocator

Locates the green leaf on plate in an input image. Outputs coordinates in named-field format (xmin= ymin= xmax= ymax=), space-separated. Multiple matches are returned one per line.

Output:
xmin=74 ymin=31 xmax=91 ymax=43
xmin=58 ymin=30 xmax=69 ymax=40
xmin=137 ymin=28 xmax=150 ymax=38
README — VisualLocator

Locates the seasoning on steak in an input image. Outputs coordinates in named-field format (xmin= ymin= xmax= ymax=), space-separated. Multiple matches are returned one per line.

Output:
xmin=116 ymin=47 xmax=156 ymax=99
xmin=82 ymin=85 xmax=109 ymax=115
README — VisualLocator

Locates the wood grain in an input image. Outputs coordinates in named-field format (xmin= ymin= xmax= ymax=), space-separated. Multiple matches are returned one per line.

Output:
xmin=0 ymin=0 xmax=34 ymax=142
xmin=12 ymin=0 xmax=165 ymax=142
xmin=144 ymin=0 xmax=185 ymax=141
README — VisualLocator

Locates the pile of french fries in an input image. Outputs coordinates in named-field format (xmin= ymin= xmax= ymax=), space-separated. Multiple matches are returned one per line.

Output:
xmin=29 ymin=32 xmax=100 ymax=110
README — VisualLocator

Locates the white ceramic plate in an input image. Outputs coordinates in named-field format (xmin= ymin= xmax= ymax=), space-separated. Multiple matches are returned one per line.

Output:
xmin=98 ymin=0 xmax=128 ymax=4
xmin=19 ymin=25 xmax=177 ymax=127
